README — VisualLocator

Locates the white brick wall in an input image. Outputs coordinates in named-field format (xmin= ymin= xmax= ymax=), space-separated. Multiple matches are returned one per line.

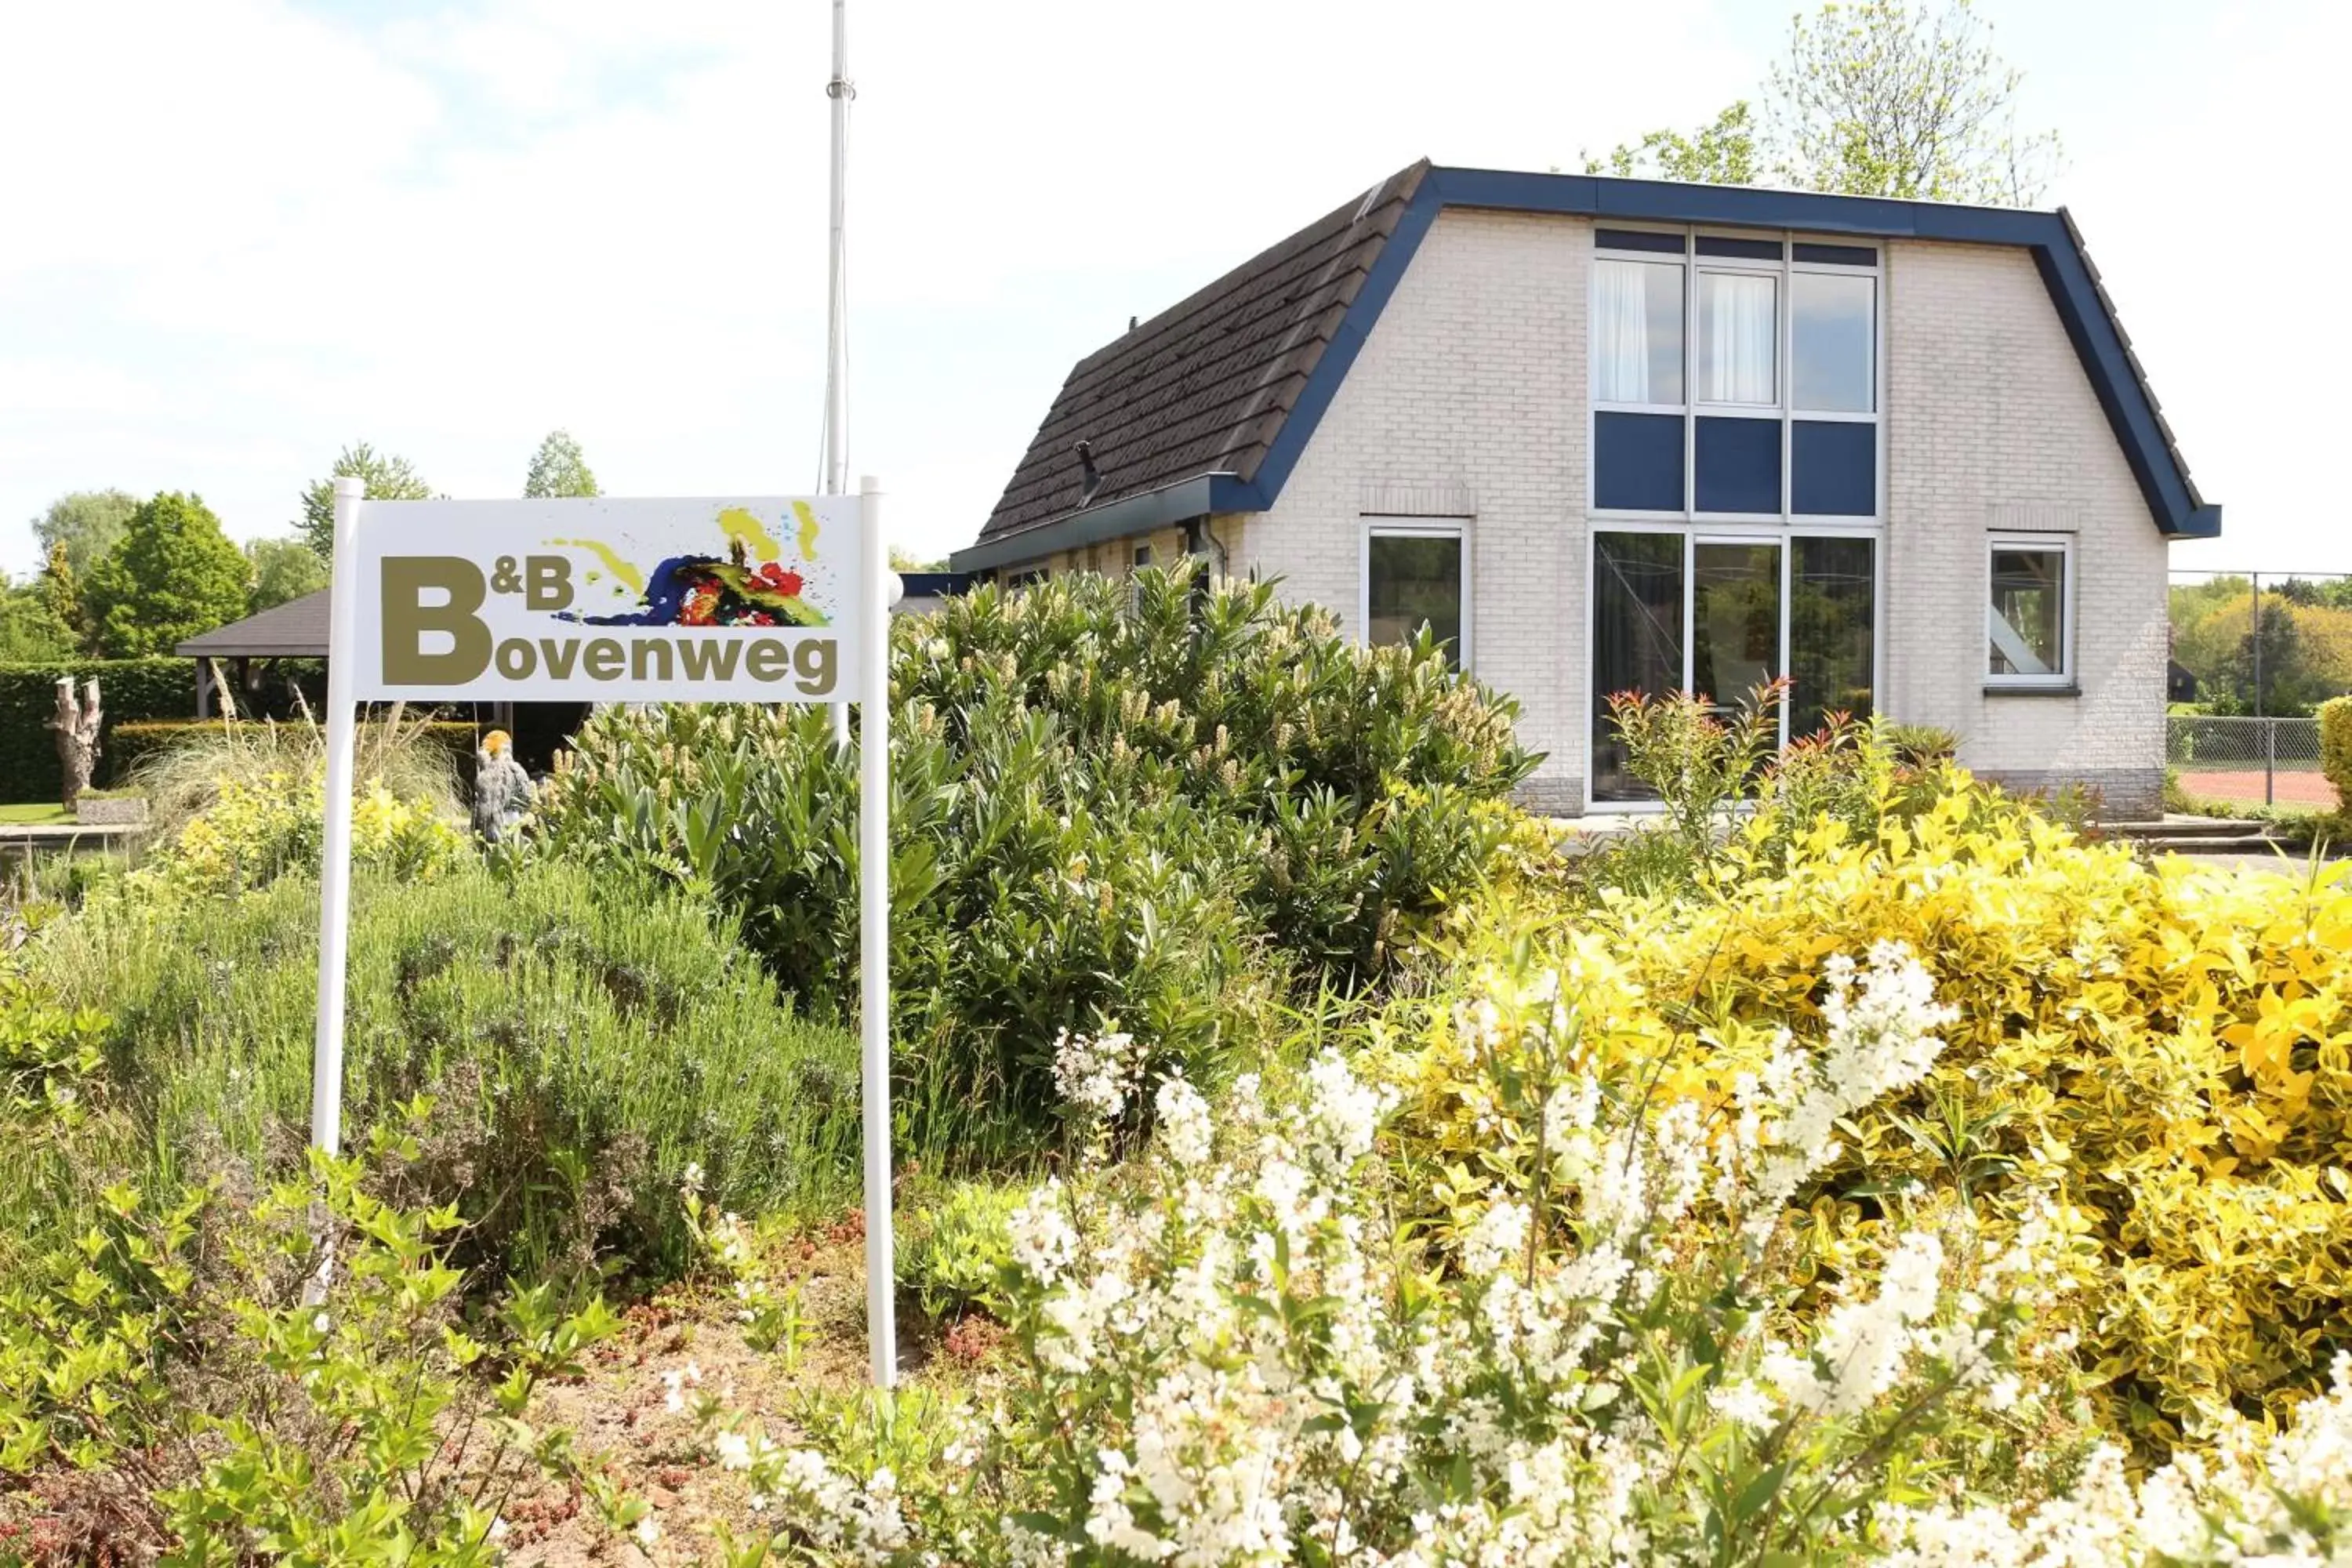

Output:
xmin=1884 ymin=240 xmax=2169 ymax=815
xmin=1000 ymin=215 xmax=2173 ymax=818
xmin=1241 ymin=209 xmax=1591 ymax=811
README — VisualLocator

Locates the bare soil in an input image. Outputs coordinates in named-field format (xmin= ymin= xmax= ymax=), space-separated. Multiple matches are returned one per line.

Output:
xmin=505 ymin=1213 xmax=982 ymax=1566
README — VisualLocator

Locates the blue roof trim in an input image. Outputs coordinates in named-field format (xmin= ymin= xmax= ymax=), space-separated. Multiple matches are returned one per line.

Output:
xmin=1249 ymin=166 xmax=2216 ymax=540
xmin=1244 ymin=178 xmax=1446 ymax=510
xmin=2031 ymin=228 xmax=2220 ymax=539
xmin=949 ymin=473 xmax=1254 ymax=573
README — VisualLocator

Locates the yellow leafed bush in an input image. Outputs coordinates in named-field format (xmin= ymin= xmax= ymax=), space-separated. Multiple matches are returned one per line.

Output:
xmin=130 ymin=769 xmax=466 ymax=898
xmin=1627 ymin=796 xmax=2352 ymax=1444
xmin=1416 ymin=770 xmax=2352 ymax=1451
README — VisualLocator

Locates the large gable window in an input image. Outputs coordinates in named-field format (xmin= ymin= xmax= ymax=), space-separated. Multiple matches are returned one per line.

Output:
xmin=1592 ymin=227 xmax=1881 ymax=522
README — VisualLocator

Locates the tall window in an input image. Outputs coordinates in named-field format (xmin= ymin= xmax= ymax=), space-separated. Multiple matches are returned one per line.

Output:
xmin=1363 ymin=521 xmax=1468 ymax=669
xmin=1594 ymin=260 xmax=1684 ymax=405
xmin=1699 ymin=272 xmax=1777 ymax=405
xmin=1592 ymin=228 xmax=1881 ymax=521
xmin=1592 ymin=529 xmax=1878 ymax=804
xmin=1793 ymin=272 xmax=1876 ymax=412
xmin=1987 ymin=537 xmax=2072 ymax=685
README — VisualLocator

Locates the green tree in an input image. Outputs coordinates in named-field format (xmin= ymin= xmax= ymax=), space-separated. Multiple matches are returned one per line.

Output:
xmin=1584 ymin=102 xmax=1758 ymax=184
xmin=1585 ymin=0 xmax=2058 ymax=205
xmin=1766 ymin=0 xmax=2058 ymax=202
xmin=30 ymin=488 xmax=140 ymax=579
xmin=245 ymin=535 xmax=331 ymax=614
xmin=522 ymin=429 xmax=600 ymax=499
xmin=2209 ymin=597 xmax=2321 ymax=717
xmin=888 ymin=546 xmax=949 ymax=572
xmin=83 ymin=492 xmax=254 ymax=658
xmin=37 ymin=539 xmax=93 ymax=654
xmin=299 ymin=442 xmax=434 ymax=557
xmin=0 ymin=574 xmax=77 ymax=662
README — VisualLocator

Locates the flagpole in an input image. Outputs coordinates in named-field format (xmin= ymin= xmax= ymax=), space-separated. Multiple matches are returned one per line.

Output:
xmin=822 ymin=0 xmax=854 ymax=747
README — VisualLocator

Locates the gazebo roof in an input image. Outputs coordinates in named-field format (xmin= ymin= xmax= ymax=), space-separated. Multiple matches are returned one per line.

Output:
xmin=176 ymin=590 xmax=330 ymax=658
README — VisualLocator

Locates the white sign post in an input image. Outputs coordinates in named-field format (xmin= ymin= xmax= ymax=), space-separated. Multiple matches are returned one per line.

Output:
xmin=313 ymin=481 xmax=898 ymax=1385
xmin=311 ymin=475 xmax=368 ymax=1163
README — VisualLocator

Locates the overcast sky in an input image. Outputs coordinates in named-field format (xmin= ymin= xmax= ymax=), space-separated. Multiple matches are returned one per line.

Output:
xmin=2 ymin=0 xmax=2343 ymax=579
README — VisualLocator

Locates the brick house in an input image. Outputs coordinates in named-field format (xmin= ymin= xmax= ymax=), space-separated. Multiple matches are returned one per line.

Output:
xmin=949 ymin=162 xmax=2219 ymax=817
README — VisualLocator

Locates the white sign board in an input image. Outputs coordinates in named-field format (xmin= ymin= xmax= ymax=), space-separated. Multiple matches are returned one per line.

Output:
xmin=310 ymin=480 xmax=898 ymax=1387
xmin=350 ymin=495 xmax=864 ymax=703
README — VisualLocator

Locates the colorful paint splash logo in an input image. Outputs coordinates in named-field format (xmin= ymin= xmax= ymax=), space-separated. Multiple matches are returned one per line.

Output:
xmin=557 ymin=502 xmax=832 ymax=629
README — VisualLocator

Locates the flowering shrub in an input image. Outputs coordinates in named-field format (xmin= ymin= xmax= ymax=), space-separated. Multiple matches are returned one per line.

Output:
xmin=668 ymin=946 xmax=2131 ymax=1564
xmin=681 ymin=1163 xmax=814 ymax=1364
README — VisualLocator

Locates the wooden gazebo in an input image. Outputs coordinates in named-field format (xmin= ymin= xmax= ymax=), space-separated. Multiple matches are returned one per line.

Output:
xmin=175 ymin=590 xmax=332 ymax=718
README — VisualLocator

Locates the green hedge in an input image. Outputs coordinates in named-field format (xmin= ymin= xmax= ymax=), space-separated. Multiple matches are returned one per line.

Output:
xmin=0 ymin=659 xmax=189 ymax=804
xmin=103 ymin=719 xmax=482 ymax=785
xmin=2322 ymin=696 xmax=2352 ymax=816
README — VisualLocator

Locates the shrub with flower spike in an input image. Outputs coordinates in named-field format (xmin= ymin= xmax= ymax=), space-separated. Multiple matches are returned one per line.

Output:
xmin=681 ymin=946 xmax=2109 ymax=1565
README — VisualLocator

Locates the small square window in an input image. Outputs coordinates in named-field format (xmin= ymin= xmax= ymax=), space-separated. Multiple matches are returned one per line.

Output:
xmin=1363 ymin=524 xmax=1468 ymax=669
xmin=1987 ymin=539 xmax=2071 ymax=684
xmin=1133 ymin=543 xmax=1152 ymax=570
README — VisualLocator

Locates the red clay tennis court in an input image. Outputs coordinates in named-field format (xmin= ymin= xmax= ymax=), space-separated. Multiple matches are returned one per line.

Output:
xmin=2177 ymin=769 xmax=2336 ymax=808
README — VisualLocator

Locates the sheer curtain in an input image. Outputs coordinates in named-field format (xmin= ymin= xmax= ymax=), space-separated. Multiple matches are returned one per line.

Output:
xmin=1702 ymin=273 xmax=1777 ymax=404
xmin=1594 ymin=260 xmax=1652 ymax=404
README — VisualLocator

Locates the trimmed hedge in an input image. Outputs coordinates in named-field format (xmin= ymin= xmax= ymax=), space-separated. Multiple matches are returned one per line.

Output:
xmin=103 ymin=719 xmax=482 ymax=786
xmin=0 ymin=659 xmax=189 ymax=804
xmin=2322 ymin=696 xmax=2352 ymax=816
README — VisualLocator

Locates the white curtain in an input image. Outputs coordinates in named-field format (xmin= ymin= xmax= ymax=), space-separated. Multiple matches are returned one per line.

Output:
xmin=1703 ymin=273 xmax=1777 ymax=404
xmin=1594 ymin=260 xmax=1652 ymax=404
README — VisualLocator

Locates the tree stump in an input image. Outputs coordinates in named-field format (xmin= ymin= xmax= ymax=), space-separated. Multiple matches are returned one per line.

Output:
xmin=48 ymin=676 xmax=103 ymax=809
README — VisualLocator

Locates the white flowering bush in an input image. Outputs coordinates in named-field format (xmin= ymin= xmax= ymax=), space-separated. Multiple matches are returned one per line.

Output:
xmin=681 ymin=942 xmax=2352 ymax=1564
xmin=1053 ymin=1028 xmax=1149 ymax=1128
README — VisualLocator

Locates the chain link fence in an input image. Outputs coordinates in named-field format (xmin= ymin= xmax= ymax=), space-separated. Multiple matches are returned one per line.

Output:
xmin=2168 ymin=715 xmax=2328 ymax=808
xmin=2170 ymin=568 xmax=2350 ymax=811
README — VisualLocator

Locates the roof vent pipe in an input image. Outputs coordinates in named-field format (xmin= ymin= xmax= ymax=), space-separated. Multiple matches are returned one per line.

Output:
xmin=1074 ymin=440 xmax=1104 ymax=507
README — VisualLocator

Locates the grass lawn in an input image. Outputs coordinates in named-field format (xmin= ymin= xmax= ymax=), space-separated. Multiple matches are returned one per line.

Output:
xmin=0 ymin=803 xmax=71 ymax=826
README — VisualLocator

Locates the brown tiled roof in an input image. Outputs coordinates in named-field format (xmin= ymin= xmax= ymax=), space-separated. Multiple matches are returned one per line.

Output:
xmin=977 ymin=160 xmax=1430 ymax=547
xmin=176 ymin=589 xmax=331 ymax=657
